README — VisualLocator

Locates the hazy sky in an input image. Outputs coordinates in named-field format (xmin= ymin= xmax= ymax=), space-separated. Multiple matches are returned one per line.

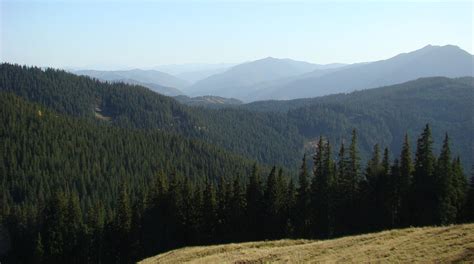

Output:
xmin=1 ymin=0 xmax=472 ymax=69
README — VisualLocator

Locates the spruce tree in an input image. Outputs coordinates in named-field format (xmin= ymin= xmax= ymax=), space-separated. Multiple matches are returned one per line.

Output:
xmin=33 ymin=233 xmax=44 ymax=264
xmin=412 ymin=124 xmax=436 ymax=226
xmin=388 ymin=159 xmax=401 ymax=228
xmin=264 ymin=166 xmax=280 ymax=239
xmin=202 ymin=178 xmax=217 ymax=243
xmin=43 ymin=191 xmax=68 ymax=262
xmin=464 ymin=170 xmax=474 ymax=222
xmin=364 ymin=144 xmax=383 ymax=230
xmin=115 ymin=184 xmax=132 ymax=263
xmin=229 ymin=175 xmax=246 ymax=241
xmin=285 ymin=177 xmax=297 ymax=237
xmin=65 ymin=191 xmax=84 ymax=262
xmin=399 ymin=134 xmax=413 ymax=226
xmin=348 ymin=129 xmax=361 ymax=194
xmin=246 ymin=163 xmax=264 ymax=240
xmin=436 ymin=133 xmax=456 ymax=224
xmin=294 ymin=155 xmax=310 ymax=237
xmin=451 ymin=157 xmax=467 ymax=222
xmin=347 ymin=129 xmax=362 ymax=232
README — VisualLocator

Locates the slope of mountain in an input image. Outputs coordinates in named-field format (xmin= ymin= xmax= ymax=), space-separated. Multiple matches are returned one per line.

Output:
xmin=0 ymin=64 xmax=304 ymax=168
xmin=1 ymin=64 xmax=472 ymax=170
xmin=152 ymin=63 xmax=236 ymax=84
xmin=174 ymin=95 xmax=242 ymax=108
xmin=74 ymin=68 xmax=189 ymax=89
xmin=187 ymin=57 xmax=335 ymax=99
xmin=176 ymin=67 xmax=231 ymax=84
xmin=114 ymin=78 xmax=183 ymax=96
xmin=140 ymin=224 xmax=474 ymax=263
xmin=254 ymin=45 xmax=474 ymax=100
xmin=0 ymin=92 xmax=257 ymax=208
xmin=243 ymin=77 xmax=474 ymax=169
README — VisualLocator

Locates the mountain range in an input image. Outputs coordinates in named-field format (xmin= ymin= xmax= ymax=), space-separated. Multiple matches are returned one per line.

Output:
xmin=71 ymin=45 xmax=473 ymax=102
xmin=73 ymin=68 xmax=189 ymax=94
xmin=2 ymin=63 xmax=472 ymax=170
xmin=187 ymin=45 xmax=473 ymax=101
xmin=186 ymin=57 xmax=344 ymax=98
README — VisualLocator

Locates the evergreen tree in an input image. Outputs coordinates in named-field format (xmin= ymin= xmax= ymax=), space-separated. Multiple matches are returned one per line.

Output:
xmin=464 ymin=169 xmax=474 ymax=222
xmin=229 ymin=175 xmax=246 ymax=241
xmin=346 ymin=129 xmax=362 ymax=233
xmin=115 ymin=184 xmax=132 ymax=263
xmin=348 ymin=129 xmax=362 ymax=194
xmin=387 ymin=159 xmax=401 ymax=228
xmin=295 ymin=155 xmax=311 ymax=237
xmin=264 ymin=166 xmax=280 ymax=239
xmin=43 ymin=191 xmax=68 ymax=262
xmin=334 ymin=141 xmax=348 ymax=235
xmin=66 ymin=191 xmax=84 ymax=262
xmin=201 ymin=178 xmax=217 ymax=243
xmin=246 ymin=163 xmax=264 ymax=240
xmin=436 ymin=134 xmax=456 ymax=224
xmin=364 ymin=144 xmax=383 ymax=230
xmin=451 ymin=157 xmax=467 ymax=223
xmin=412 ymin=124 xmax=436 ymax=226
xmin=33 ymin=233 xmax=44 ymax=264
xmin=285 ymin=178 xmax=297 ymax=237
xmin=398 ymin=134 xmax=413 ymax=226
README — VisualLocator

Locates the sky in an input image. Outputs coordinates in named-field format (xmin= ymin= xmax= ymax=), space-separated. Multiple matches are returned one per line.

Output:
xmin=1 ymin=0 xmax=472 ymax=69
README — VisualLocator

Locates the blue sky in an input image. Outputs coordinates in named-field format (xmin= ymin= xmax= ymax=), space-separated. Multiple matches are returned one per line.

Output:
xmin=1 ymin=0 xmax=472 ymax=69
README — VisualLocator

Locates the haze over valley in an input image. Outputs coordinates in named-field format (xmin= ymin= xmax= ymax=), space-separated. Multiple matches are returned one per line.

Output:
xmin=71 ymin=44 xmax=474 ymax=102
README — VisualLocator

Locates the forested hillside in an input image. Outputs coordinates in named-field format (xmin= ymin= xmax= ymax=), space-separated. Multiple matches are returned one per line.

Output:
xmin=0 ymin=92 xmax=272 ymax=263
xmin=243 ymin=77 xmax=474 ymax=168
xmin=1 ymin=94 xmax=473 ymax=262
xmin=0 ymin=64 xmax=304 ymax=168
xmin=2 ymin=64 xmax=473 ymax=171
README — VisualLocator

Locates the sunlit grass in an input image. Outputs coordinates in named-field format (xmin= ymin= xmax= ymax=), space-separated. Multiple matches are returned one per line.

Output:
xmin=140 ymin=223 xmax=474 ymax=263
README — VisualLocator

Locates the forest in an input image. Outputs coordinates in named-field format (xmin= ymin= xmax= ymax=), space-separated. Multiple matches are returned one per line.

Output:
xmin=1 ymin=92 xmax=473 ymax=263
xmin=0 ymin=64 xmax=473 ymax=263
xmin=1 ymin=64 xmax=473 ymax=170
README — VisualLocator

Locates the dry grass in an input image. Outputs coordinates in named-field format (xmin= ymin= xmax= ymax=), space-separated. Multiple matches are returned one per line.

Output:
xmin=139 ymin=223 xmax=474 ymax=263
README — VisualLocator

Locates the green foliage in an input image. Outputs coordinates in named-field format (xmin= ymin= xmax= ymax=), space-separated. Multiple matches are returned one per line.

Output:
xmin=1 ymin=63 xmax=472 ymax=263
xmin=0 ymin=63 xmax=303 ymax=168
xmin=245 ymin=77 xmax=474 ymax=170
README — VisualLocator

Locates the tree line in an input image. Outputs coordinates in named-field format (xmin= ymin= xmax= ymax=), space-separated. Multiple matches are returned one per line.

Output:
xmin=2 ymin=117 xmax=473 ymax=263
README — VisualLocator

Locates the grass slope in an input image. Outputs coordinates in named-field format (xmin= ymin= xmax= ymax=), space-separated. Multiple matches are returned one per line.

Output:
xmin=140 ymin=224 xmax=474 ymax=263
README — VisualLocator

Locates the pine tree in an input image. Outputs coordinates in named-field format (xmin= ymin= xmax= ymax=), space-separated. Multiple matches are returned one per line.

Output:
xmin=276 ymin=168 xmax=289 ymax=237
xmin=436 ymin=133 xmax=456 ymax=224
xmin=412 ymin=124 xmax=436 ymax=226
xmin=380 ymin=148 xmax=391 ymax=228
xmin=322 ymin=141 xmax=336 ymax=237
xmin=264 ymin=166 xmax=280 ymax=239
xmin=66 ymin=191 xmax=84 ymax=262
xmin=202 ymin=178 xmax=217 ymax=243
xmin=229 ymin=174 xmax=246 ymax=241
xmin=43 ymin=191 xmax=68 ymax=262
xmin=346 ymin=129 xmax=362 ymax=233
xmin=388 ymin=159 xmax=401 ymax=228
xmin=464 ymin=169 xmax=474 ymax=222
xmin=451 ymin=157 xmax=467 ymax=222
xmin=365 ymin=144 xmax=383 ymax=230
xmin=398 ymin=134 xmax=413 ymax=226
xmin=246 ymin=163 xmax=264 ymax=240
xmin=286 ymin=178 xmax=297 ymax=237
xmin=295 ymin=155 xmax=311 ymax=237
xmin=115 ymin=184 xmax=132 ymax=263
xmin=33 ymin=232 xmax=44 ymax=264
xmin=348 ymin=129 xmax=361 ymax=194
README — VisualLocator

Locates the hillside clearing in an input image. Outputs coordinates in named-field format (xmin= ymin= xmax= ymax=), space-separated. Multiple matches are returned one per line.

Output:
xmin=139 ymin=223 xmax=474 ymax=263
